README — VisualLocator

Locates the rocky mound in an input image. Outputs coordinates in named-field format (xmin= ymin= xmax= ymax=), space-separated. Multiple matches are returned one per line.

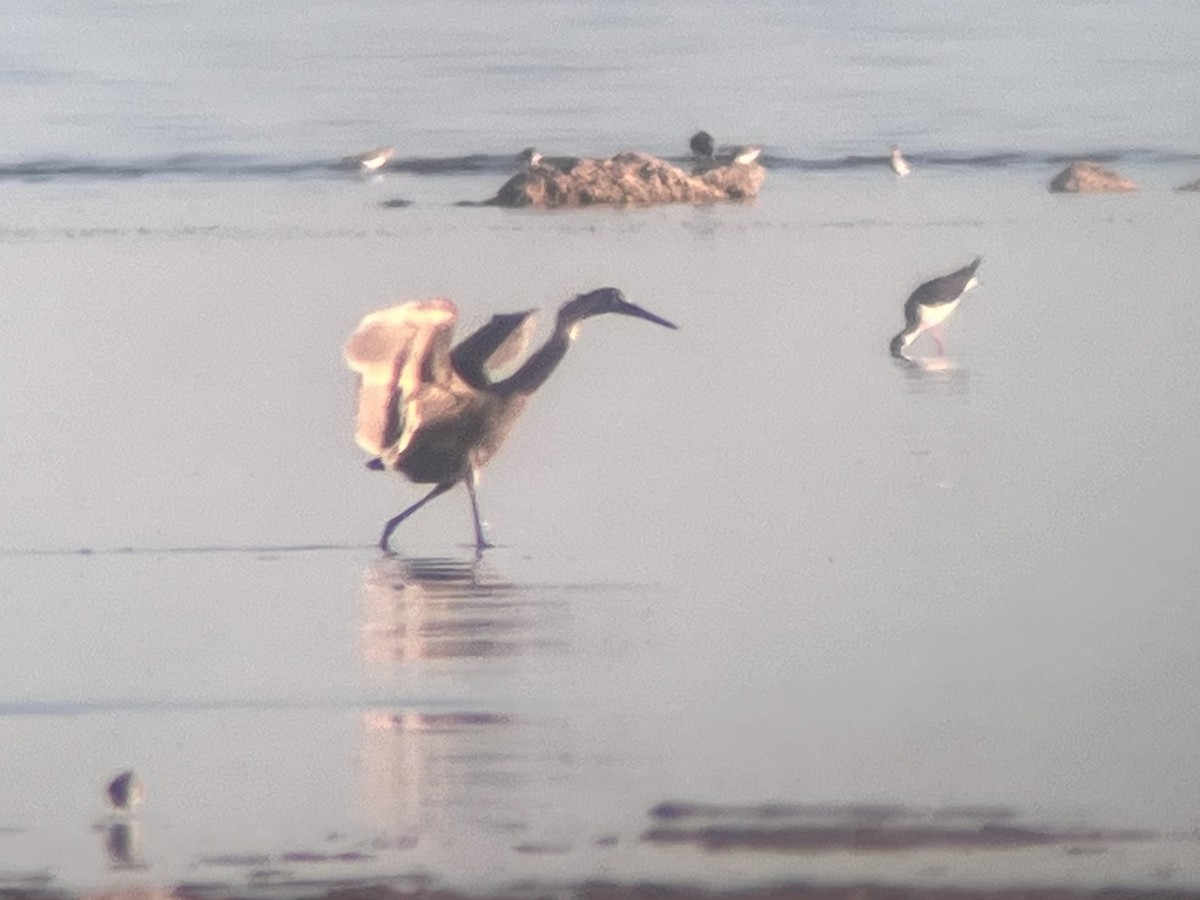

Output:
xmin=1049 ymin=161 xmax=1137 ymax=193
xmin=483 ymin=152 xmax=765 ymax=208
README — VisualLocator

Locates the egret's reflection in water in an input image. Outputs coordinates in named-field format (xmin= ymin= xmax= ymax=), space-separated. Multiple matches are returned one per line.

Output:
xmin=359 ymin=555 xmax=587 ymax=860
xmin=361 ymin=555 xmax=569 ymax=661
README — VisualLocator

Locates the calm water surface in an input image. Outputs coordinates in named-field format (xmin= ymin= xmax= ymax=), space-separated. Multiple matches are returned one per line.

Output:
xmin=2 ymin=1 xmax=1200 ymax=895
xmin=3 ymin=0 xmax=1198 ymax=162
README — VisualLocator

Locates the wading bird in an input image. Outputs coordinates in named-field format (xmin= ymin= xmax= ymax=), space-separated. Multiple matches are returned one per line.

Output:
xmin=890 ymin=145 xmax=911 ymax=177
xmin=689 ymin=131 xmax=762 ymax=166
xmin=889 ymin=257 xmax=983 ymax=359
xmin=345 ymin=288 xmax=677 ymax=551
xmin=106 ymin=770 xmax=143 ymax=811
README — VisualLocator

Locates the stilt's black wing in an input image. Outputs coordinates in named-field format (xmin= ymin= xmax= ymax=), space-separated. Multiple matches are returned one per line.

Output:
xmin=905 ymin=256 xmax=983 ymax=315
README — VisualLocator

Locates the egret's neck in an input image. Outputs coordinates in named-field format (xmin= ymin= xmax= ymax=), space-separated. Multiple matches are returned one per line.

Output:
xmin=494 ymin=322 xmax=575 ymax=396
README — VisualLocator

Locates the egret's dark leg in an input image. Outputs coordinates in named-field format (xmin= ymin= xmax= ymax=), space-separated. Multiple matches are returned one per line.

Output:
xmin=379 ymin=481 xmax=455 ymax=552
xmin=464 ymin=476 xmax=494 ymax=550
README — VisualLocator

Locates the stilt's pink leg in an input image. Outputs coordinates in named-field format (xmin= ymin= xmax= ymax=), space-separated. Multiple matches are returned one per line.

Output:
xmin=932 ymin=325 xmax=945 ymax=355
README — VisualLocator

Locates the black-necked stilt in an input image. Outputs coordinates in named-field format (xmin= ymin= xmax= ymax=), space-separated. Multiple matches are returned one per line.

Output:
xmin=345 ymin=289 xmax=678 ymax=552
xmin=890 ymin=257 xmax=983 ymax=359
xmin=890 ymin=146 xmax=911 ymax=177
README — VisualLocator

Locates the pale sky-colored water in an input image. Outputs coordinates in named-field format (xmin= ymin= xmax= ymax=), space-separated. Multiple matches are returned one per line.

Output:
xmin=3 ymin=172 xmax=1200 ymax=892
xmin=3 ymin=1 xmax=1200 ymax=894
xmin=3 ymin=0 xmax=1198 ymax=160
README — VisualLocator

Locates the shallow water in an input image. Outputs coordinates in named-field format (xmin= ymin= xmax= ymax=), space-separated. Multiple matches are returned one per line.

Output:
xmin=3 ymin=169 xmax=1200 ymax=894
xmin=3 ymin=1 xmax=1200 ymax=895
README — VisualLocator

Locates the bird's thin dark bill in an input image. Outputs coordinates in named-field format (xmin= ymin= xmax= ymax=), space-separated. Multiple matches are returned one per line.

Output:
xmin=618 ymin=302 xmax=678 ymax=330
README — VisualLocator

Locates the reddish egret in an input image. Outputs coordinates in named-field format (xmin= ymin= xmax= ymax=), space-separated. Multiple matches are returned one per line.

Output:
xmin=345 ymin=288 xmax=677 ymax=551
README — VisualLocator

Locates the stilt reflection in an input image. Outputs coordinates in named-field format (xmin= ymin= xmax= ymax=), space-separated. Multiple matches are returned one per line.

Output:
xmin=894 ymin=354 xmax=972 ymax=392
xmin=893 ymin=355 xmax=975 ymax=492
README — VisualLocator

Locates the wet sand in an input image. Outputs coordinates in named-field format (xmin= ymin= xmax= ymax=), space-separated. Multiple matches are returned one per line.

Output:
xmin=3 ymin=167 xmax=1200 ymax=898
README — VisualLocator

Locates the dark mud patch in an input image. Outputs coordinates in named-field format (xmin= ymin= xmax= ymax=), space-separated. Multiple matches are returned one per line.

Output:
xmin=641 ymin=801 xmax=1155 ymax=854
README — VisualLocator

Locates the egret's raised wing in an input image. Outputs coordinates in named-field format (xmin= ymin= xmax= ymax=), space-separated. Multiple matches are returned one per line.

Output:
xmin=344 ymin=298 xmax=458 ymax=457
xmin=450 ymin=310 xmax=537 ymax=389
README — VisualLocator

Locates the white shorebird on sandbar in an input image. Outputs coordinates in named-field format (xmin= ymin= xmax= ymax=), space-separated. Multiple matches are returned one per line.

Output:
xmin=346 ymin=145 xmax=395 ymax=173
xmin=689 ymin=131 xmax=763 ymax=166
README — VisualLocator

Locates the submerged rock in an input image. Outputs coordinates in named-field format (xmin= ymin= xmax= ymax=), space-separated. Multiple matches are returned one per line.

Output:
xmin=482 ymin=151 xmax=765 ymax=208
xmin=1175 ymin=177 xmax=1200 ymax=192
xmin=1049 ymin=161 xmax=1137 ymax=193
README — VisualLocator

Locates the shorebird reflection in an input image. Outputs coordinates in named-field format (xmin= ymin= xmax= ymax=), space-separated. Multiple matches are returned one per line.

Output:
xmin=360 ymin=555 xmax=567 ymax=662
xmin=104 ymin=821 xmax=145 ymax=869
xmin=896 ymin=354 xmax=972 ymax=393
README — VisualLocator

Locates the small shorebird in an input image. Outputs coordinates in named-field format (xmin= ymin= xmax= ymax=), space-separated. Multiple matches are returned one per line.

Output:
xmin=346 ymin=145 xmax=395 ymax=173
xmin=890 ymin=145 xmax=911 ymax=177
xmin=689 ymin=131 xmax=762 ymax=166
xmin=515 ymin=148 xmax=581 ymax=174
xmin=345 ymin=288 xmax=678 ymax=551
xmin=889 ymin=257 xmax=983 ymax=359
xmin=730 ymin=145 xmax=763 ymax=165
xmin=106 ymin=770 xmax=144 ymax=811
xmin=517 ymin=147 xmax=543 ymax=170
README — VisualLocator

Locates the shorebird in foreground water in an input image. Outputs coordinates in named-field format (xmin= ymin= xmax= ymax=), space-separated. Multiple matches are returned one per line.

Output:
xmin=346 ymin=145 xmax=395 ymax=173
xmin=106 ymin=770 xmax=143 ymax=812
xmin=345 ymin=288 xmax=678 ymax=551
xmin=890 ymin=257 xmax=983 ymax=359
xmin=890 ymin=145 xmax=911 ymax=177
xmin=689 ymin=131 xmax=762 ymax=166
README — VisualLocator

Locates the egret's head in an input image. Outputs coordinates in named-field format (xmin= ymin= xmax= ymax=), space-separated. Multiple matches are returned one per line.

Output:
xmin=557 ymin=288 xmax=678 ymax=336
